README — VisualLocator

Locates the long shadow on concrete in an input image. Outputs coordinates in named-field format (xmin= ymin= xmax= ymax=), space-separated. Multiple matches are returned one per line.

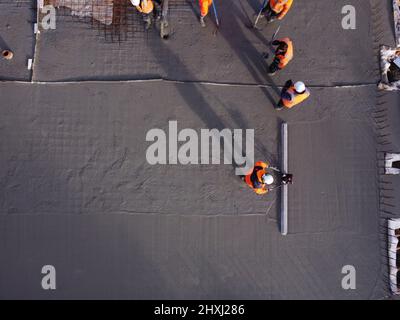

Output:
xmin=219 ymin=1 xmax=282 ymax=109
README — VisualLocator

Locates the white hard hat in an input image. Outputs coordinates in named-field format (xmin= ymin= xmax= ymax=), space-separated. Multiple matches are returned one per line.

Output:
xmin=262 ymin=174 xmax=274 ymax=185
xmin=294 ymin=81 xmax=306 ymax=93
xmin=130 ymin=0 xmax=140 ymax=6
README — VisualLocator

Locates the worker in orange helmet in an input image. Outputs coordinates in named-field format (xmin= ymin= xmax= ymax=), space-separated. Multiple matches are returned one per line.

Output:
xmin=199 ymin=0 xmax=213 ymax=27
xmin=276 ymin=80 xmax=310 ymax=110
xmin=262 ymin=0 xmax=293 ymax=23
xmin=268 ymin=37 xmax=293 ymax=75
xmin=131 ymin=0 xmax=162 ymax=29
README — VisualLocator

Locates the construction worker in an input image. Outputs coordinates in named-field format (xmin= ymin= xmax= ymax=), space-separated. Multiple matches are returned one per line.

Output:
xmin=276 ymin=80 xmax=310 ymax=110
xmin=199 ymin=0 xmax=213 ymax=27
xmin=131 ymin=0 xmax=162 ymax=29
xmin=268 ymin=37 xmax=293 ymax=75
xmin=262 ymin=0 xmax=293 ymax=23
xmin=242 ymin=161 xmax=293 ymax=194
xmin=243 ymin=161 xmax=274 ymax=195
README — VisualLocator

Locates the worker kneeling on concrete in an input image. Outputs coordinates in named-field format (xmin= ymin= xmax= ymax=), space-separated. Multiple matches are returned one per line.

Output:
xmin=276 ymin=80 xmax=310 ymax=110
xmin=199 ymin=0 xmax=213 ymax=27
xmin=242 ymin=161 xmax=293 ymax=195
xmin=262 ymin=0 xmax=293 ymax=23
xmin=268 ymin=37 xmax=293 ymax=75
xmin=131 ymin=0 xmax=162 ymax=29
xmin=243 ymin=161 xmax=274 ymax=195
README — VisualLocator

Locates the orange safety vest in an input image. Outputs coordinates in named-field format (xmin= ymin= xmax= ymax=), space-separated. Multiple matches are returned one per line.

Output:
xmin=282 ymin=86 xmax=310 ymax=108
xmin=276 ymin=38 xmax=293 ymax=69
xmin=136 ymin=0 xmax=154 ymax=14
xmin=245 ymin=161 xmax=269 ymax=195
xmin=269 ymin=0 xmax=293 ymax=18
xmin=199 ymin=0 xmax=213 ymax=17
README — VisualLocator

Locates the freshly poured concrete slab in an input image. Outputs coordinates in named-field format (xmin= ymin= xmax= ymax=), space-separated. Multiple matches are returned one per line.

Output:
xmin=0 ymin=81 xmax=386 ymax=298
xmin=33 ymin=0 xmax=379 ymax=85
xmin=0 ymin=213 xmax=385 ymax=299
xmin=0 ymin=81 xmax=281 ymax=217
xmin=0 ymin=82 xmax=376 ymax=217
xmin=288 ymin=119 xmax=377 ymax=234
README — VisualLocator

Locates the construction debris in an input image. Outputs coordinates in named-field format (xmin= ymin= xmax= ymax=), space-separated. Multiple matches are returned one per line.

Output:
xmin=46 ymin=0 xmax=114 ymax=25
xmin=378 ymin=45 xmax=400 ymax=91
xmin=394 ymin=0 xmax=400 ymax=46
xmin=386 ymin=153 xmax=400 ymax=175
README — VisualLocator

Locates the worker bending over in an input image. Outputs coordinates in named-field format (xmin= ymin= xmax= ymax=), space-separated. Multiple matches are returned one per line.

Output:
xmin=268 ymin=37 xmax=293 ymax=75
xmin=131 ymin=0 xmax=162 ymax=29
xmin=243 ymin=161 xmax=274 ymax=195
xmin=276 ymin=80 xmax=310 ymax=110
xmin=199 ymin=0 xmax=213 ymax=27
xmin=262 ymin=0 xmax=293 ymax=23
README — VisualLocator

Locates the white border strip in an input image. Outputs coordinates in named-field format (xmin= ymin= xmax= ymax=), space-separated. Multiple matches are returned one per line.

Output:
xmin=281 ymin=122 xmax=288 ymax=236
xmin=388 ymin=219 xmax=400 ymax=295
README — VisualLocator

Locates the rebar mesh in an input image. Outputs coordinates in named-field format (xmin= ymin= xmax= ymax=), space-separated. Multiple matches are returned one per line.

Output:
xmin=38 ymin=0 xmax=195 ymax=43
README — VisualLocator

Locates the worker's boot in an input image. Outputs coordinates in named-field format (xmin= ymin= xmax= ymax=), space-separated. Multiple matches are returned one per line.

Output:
xmin=268 ymin=62 xmax=279 ymax=76
xmin=275 ymin=100 xmax=284 ymax=111
xmin=154 ymin=5 xmax=162 ymax=21
xmin=144 ymin=15 xmax=152 ymax=30
xmin=262 ymin=52 xmax=269 ymax=59
xmin=160 ymin=18 xmax=170 ymax=39
xmin=264 ymin=7 xmax=277 ymax=23
xmin=200 ymin=16 xmax=206 ymax=28
xmin=266 ymin=16 xmax=276 ymax=24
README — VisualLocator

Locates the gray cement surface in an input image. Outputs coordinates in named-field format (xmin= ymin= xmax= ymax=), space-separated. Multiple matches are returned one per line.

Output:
xmin=0 ymin=81 xmax=388 ymax=299
xmin=0 ymin=0 xmax=398 ymax=299
xmin=33 ymin=0 xmax=379 ymax=86
xmin=0 ymin=0 xmax=35 ymax=81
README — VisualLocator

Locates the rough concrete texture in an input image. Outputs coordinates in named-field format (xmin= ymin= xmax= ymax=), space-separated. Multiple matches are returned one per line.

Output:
xmin=34 ymin=0 xmax=379 ymax=85
xmin=0 ymin=0 xmax=398 ymax=299
xmin=0 ymin=0 xmax=35 ymax=81
xmin=378 ymin=91 xmax=400 ymax=214
xmin=0 ymin=81 xmax=387 ymax=299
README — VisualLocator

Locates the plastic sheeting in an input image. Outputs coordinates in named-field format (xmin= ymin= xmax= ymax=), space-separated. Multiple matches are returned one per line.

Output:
xmin=378 ymin=46 xmax=400 ymax=91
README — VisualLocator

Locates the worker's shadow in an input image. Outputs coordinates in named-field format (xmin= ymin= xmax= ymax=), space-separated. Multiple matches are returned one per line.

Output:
xmin=147 ymin=1 xmax=280 ymax=172
xmin=0 ymin=35 xmax=10 ymax=51
xmin=211 ymin=94 xmax=278 ymax=166
xmin=241 ymin=0 xmax=278 ymax=56
xmin=143 ymin=35 xmax=276 ymax=176
xmin=184 ymin=0 xmax=200 ymax=17
xmin=244 ymin=0 xmax=263 ymax=14
xmin=215 ymin=1 xmax=282 ymax=110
